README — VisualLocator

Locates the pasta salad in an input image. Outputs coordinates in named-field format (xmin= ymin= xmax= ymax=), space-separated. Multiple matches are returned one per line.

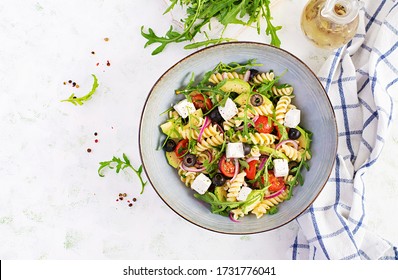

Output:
xmin=160 ymin=60 xmax=312 ymax=221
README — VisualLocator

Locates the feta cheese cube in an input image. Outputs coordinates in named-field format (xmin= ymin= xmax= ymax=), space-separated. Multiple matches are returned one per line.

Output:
xmin=173 ymin=99 xmax=196 ymax=118
xmin=218 ymin=98 xmax=238 ymax=121
xmin=284 ymin=109 xmax=301 ymax=128
xmin=191 ymin=173 xmax=212 ymax=195
xmin=237 ymin=186 xmax=252 ymax=201
xmin=273 ymin=159 xmax=289 ymax=177
xmin=226 ymin=142 xmax=244 ymax=158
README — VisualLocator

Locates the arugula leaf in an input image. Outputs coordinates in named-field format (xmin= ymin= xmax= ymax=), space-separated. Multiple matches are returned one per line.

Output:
xmin=61 ymin=74 xmax=99 ymax=106
xmin=98 ymin=153 xmax=147 ymax=194
xmin=194 ymin=192 xmax=241 ymax=215
xmin=142 ymin=0 xmax=282 ymax=55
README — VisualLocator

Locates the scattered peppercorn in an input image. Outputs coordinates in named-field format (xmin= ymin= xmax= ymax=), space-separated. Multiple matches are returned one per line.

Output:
xmin=94 ymin=132 xmax=98 ymax=136
xmin=123 ymin=193 xmax=127 ymax=197
xmin=91 ymin=51 xmax=95 ymax=55
xmin=128 ymin=203 xmax=133 ymax=207
xmin=119 ymin=197 xmax=123 ymax=201
xmin=68 ymin=80 xmax=72 ymax=83
xmin=87 ymin=148 xmax=92 ymax=153
xmin=72 ymin=82 xmax=76 ymax=87
xmin=106 ymin=60 xmax=111 ymax=66
xmin=132 ymin=198 xmax=137 ymax=202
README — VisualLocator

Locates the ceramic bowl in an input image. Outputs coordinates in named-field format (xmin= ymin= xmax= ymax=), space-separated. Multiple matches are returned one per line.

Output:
xmin=139 ymin=42 xmax=337 ymax=234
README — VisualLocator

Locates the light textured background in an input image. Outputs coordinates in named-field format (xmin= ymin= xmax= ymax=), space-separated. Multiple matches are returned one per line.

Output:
xmin=0 ymin=0 xmax=396 ymax=259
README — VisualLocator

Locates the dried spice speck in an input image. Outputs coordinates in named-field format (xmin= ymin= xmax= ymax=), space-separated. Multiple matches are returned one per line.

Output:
xmin=132 ymin=198 xmax=137 ymax=202
xmin=106 ymin=60 xmax=111 ymax=66
xmin=87 ymin=148 xmax=92 ymax=153
xmin=128 ymin=203 xmax=133 ymax=207
xmin=104 ymin=37 xmax=109 ymax=42
xmin=94 ymin=132 xmax=98 ymax=136
xmin=91 ymin=51 xmax=95 ymax=55
xmin=95 ymin=139 xmax=99 ymax=143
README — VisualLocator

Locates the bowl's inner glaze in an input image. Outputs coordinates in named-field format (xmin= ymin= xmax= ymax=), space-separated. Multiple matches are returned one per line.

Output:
xmin=140 ymin=42 xmax=337 ymax=234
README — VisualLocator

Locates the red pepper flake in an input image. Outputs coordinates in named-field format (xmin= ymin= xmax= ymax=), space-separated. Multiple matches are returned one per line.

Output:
xmin=87 ymin=148 xmax=92 ymax=153
xmin=95 ymin=139 xmax=99 ymax=143
xmin=96 ymin=62 xmax=99 ymax=66
xmin=106 ymin=60 xmax=111 ymax=67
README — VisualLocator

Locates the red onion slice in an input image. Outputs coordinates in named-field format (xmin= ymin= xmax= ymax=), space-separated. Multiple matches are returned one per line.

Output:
xmin=222 ymin=72 xmax=229 ymax=80
xmin=197 ymin=116 xmax=210 ymax=142
xmin=229 ymin=212 xmax=240 ymax=223
xmin=246 ymin=157 xmax=259 ymax=163
xmin=230 ymin=158 xmax=239 ymax=182
xmin=265 ymin=185 xmax=287 ymax=199
xmin=257 ymin=156 xmax=268 ymax=171
xmin=275 ymin=139 xmax=299 ymax=150
xmin=214 ymin=122 xmax=224 ymax=134
xmin=243 ymin=70 xmax=251 ymax=82
xmin=180 ymin=162 xmax=206 ymax=172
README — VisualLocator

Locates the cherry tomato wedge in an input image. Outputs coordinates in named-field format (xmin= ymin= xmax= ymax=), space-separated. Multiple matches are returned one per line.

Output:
xmin=219 ymin=155 xmax=236 ymax=178
xmin=245 ymin=160 xmax=259 ymax=180
xmin=254 ymin=116 xmax=273 ymax=134
xmin=191 ymin=93 xmax=213 ymax=112
xmin=267 ymin=171 xmax=286 ymax=192
xmin=175 ymin=139 xmax=189 ymax=158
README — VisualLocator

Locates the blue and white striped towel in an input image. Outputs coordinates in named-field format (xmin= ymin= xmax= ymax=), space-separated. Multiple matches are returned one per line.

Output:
xmin=290 ymin=0 xmax=398 ymax=260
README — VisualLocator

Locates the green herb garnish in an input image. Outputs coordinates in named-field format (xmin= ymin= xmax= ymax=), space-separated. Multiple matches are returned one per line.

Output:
xmin=98 ymin=153 xmax=147 ymax=194
xmin=61 ymin=74 xmax=99 ymax=106
xmin=141 ymin=0 xmax=282 ymax=55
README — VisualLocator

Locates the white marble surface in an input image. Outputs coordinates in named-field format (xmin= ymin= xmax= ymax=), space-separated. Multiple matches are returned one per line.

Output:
xmin=0 ymin=0 xmax=396 ymax=259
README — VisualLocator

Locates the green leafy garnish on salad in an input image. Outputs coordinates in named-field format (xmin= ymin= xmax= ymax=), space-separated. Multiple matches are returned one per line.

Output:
xmin=141 ymin=0 xmax=282 ymax=55
xmin=98 ymin=153 xmax=147 ymax=194
xmin=61 ymin=74 xmax=99 ymax=106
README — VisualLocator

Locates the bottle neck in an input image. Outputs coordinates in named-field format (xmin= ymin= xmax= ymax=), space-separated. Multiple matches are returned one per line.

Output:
xmin=321 ymin=0 xmax=363 ymax=25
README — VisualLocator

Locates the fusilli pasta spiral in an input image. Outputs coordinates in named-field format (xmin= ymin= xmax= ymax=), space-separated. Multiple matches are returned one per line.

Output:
xmin=231 ymin=132 xmax=277 ymax=146
xmin=196 ymin=134 xmax=224 ymax=151
xmin=272 ymin=85 xmax=294 ymax=96
xmin=251 ymin=189 xmax=289 ymax=218
xmin=252 ymin=72 xmax=275 ymax=84
xmin=275 ymin=96 xmax=292 ymax=124
xmin=226 ymin=171 xmax=246 ymax=202
xmin=209 ymin=72 xmax=244 ymax=84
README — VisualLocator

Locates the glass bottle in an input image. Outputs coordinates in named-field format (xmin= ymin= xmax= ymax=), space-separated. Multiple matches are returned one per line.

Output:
xmin=301 ymin=0 xmax=364 ymax=49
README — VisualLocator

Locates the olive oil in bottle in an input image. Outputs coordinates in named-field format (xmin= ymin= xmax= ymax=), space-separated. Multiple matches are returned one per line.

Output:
xmin=301 ymin=0 xmax=363 ymax=49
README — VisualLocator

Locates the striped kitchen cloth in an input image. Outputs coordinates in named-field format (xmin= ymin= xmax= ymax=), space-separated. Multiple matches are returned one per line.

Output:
xmin=290 ymin=0 xmax=398 ymax=260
